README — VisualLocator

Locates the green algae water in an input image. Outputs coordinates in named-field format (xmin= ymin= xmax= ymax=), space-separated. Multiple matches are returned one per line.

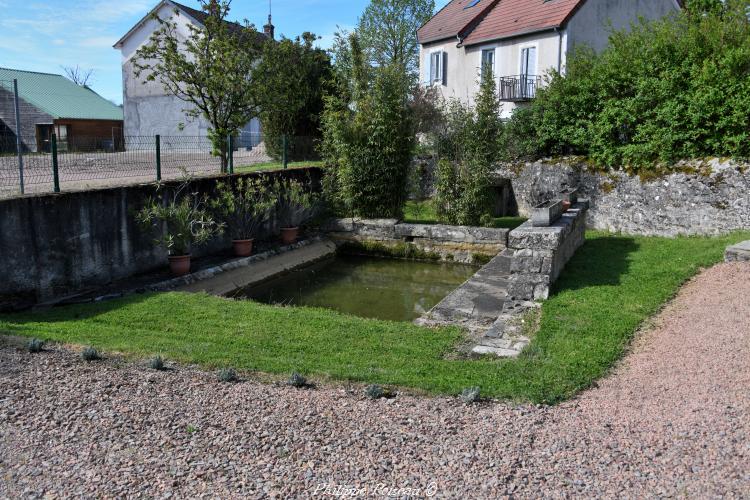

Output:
xmin=240 ymin=255 xmax=477 ymax=322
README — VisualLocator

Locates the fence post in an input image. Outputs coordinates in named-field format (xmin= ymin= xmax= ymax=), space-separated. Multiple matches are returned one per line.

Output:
xmin=51 ymin=133 xmax=60 ymax=193
xmin=12 ymin=79 xmax=25 ymax=194
xmin=282 ymin=134 xmax=288 ymax=169
xmin=155 ymin=134 xmax=161 ymax=181
xmin=228 ymin=134 xmax=234 ymax=174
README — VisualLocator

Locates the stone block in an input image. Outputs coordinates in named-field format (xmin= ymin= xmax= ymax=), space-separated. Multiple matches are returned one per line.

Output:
xmin=394 ymin=223 xmax=432 ymax=238
xmin=725 ymin=241 xmax=750 ymax=262
xmin=320 ymin=218 xmax=356 ymax=232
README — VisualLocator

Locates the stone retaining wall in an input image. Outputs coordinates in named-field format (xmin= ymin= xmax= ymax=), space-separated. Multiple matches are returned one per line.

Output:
xmin=503 ymin=202 xmax=588 ymax=302
xmin=322 ymin=218 xmax=508 ymax=263
xmin=494 ymin=158 xmax=750 ymax=237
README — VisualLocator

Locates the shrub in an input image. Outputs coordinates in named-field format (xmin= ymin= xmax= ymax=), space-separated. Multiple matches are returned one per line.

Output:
xmin=505 ymin=1 xmax=750 ymax=171
xmin=212 ymin=178 xmax=275 ymax=241
xmin=287 ymin=372 xmax=307 ymax=388
xmin=136 ymin=181 xmax=224 ymax=256
xmin=218 ymin=368 xmax=238 ymax=383
xmin=459 ymin=386 xmax=481 ymax=404
xmin=321 ymin=35 xmax=415 ymax=219
xmin=81 ymin=347 xmax=101 ymax=361
xmin=434 ymin=66 xmax=501 ymax=226
xmin=149 ymin=356 xmax=166 ymax=371
xmin=365 ymin=384 xmax=385 ymax=399
xmin=272 ymin=178 xmax=320 ymax=229
xmin=27 ymin=338 xmax=45 ymax=353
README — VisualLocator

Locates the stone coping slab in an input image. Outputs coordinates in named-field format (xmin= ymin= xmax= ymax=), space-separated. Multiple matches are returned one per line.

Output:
xmin=322 ymin=218 xmax=509 ymax=245
xmin=725 ymin=241 xmax=750 ymax=262
xmin=508 ymin=202 xmax=588 ymax=250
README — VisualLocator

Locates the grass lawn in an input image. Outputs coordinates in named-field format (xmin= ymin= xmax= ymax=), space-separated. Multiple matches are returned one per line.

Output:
xmin=235 ymin=160 xmax=325 ymax=173
xmin=403 ymin=199 xmax=527 ymax=230
xmin=2 ymin=231 xmax=746 ymax=403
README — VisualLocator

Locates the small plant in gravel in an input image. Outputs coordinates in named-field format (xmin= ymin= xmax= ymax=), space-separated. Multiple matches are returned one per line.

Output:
xmin=365 ymin=384 xmax=385 ymax=400
xmin=186 ymin=425 xmax=198 ymax=434
xmin=81 ymin=346 xmax=101 ymax=361
xmin=149 ymin=356 xmax=166 ymax=371
xmin=218 ymin=368 xmax=238 ymax=383
xmin=287 ymin=372 xmax=307 ymax=388
xmin=27 ymin=338 xmax=45 ymax=353
xmin=459 ymin=387 xmax=481 ymax=404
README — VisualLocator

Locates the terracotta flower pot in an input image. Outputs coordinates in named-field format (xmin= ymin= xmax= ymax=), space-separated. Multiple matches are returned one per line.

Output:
xmin=280 ymin=227 xmax=299 ymax=245
xmin=561 ymin=200 xmax=572 ymax=212
xmin=168 ymin=254 xmax=191 ymax=276
xmin=232 ymin=239 xmax=254 ymax=257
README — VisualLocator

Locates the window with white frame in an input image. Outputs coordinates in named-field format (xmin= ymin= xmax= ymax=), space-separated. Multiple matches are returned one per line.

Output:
xmin=481 ymin=48 xmax=495 ymax=78
xmin=429 ymin=51 xmax=446 ymax=85
xmin=520 ymin=46 xmax=537 ymax=77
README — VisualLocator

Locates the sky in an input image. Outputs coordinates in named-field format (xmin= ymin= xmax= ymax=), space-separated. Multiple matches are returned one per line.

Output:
xmin=0 ymin=0 xmax=452 ymax=104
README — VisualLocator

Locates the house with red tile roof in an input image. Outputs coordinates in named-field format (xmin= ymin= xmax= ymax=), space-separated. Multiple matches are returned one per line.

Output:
xmin=418 ymin=0 xmax=682 ymax=118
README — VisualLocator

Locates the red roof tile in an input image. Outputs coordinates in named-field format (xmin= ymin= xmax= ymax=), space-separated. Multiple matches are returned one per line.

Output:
xmin=417 ymin=0 xmax=501 ymax=44
xmin=462 ymin=0 xmax=585 ymax=46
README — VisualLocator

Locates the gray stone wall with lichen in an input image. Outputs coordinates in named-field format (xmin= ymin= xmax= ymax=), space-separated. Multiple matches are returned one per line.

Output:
xmin=494 ymin=158 xmax=750 ymax=237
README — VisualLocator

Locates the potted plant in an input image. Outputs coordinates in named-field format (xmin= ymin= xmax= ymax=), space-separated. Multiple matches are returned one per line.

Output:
xmin=136 ymin=183 xmax=224 ymax=276
xmin=213 ymin=178 xmax=275 ymax=257
xmin=273 ymin=177 xmax=319 ymax=245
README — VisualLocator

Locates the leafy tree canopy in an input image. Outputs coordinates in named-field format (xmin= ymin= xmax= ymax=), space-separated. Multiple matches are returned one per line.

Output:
xmin=356 ymin=0 xmax=435 ymax=78
xmin=251 ymin=32 xmax=333 ymax=160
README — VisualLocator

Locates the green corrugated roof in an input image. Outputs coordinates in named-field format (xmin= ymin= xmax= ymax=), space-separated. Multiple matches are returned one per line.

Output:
xmin=0 ymin=67 xmax=123 ymax=121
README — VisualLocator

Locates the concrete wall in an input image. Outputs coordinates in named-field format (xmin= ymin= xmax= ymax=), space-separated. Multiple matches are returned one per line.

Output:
xmin=0 ymin=167 xmax=322 ymax=310
xmin=567 ymin=0 xmax=681 ymax=53
xmin=494 ymin=158 xmax=750 ymax=237
xmin=118 ymin=2 xmax=260 ymax=139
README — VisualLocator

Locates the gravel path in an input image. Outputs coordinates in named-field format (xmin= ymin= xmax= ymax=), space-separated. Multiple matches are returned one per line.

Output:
xmin=1 ymin=263 xmax=748 ymax=498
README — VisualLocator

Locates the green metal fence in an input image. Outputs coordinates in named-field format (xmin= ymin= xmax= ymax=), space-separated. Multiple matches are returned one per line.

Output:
xmin=0 ymin=132 xmax=320 ymax=198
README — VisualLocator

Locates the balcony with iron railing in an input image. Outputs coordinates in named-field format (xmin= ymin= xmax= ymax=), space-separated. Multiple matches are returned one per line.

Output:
xmin=498 ymin=75 xmax=542 ymax=102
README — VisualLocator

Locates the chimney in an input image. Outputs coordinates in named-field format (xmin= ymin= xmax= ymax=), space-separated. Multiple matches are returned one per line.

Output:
xmin=263 ymin=14 xmax=274 ymax=39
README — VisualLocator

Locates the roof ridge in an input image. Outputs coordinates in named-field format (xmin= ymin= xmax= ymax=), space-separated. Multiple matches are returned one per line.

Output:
xmin=0 ymin=67 xmax=64 ymax=78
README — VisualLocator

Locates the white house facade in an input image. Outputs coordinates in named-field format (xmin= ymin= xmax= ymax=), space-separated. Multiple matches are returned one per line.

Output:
xmin=418 ymin=0 xmax=682 ymax=119
xmin=114 ymin=0 xmax=269 ymax=139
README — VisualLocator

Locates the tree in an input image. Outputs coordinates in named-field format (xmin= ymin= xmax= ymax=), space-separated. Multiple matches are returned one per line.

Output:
xmin=356 ymin=0 xmax=435 ymax=77
xmin=62 ymin=66 xmax=94 ymax=86
xmin=133 ymin=0 xmax=262 ymax=172
xmin=251 ymin=32 xmax=332 ymax=160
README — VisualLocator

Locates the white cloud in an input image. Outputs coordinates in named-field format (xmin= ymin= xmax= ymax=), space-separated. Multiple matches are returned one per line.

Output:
xmin=78 ymin=36 xmax=118 ymax=48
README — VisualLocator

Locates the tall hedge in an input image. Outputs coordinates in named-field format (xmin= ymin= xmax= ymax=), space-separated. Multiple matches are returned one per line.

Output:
xmin=322 ymin=36 xmax=414 ymax=218
xmin=505 ymin=0 xmax=750 ymax=172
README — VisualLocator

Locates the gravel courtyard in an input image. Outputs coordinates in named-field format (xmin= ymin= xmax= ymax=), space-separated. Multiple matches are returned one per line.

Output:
xmin=1 ymin=262 xmax=748 ymax=498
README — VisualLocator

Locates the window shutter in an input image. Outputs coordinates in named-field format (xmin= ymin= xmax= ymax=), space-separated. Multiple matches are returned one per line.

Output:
xmin=441 ymin=51 xmax=448 ymax=86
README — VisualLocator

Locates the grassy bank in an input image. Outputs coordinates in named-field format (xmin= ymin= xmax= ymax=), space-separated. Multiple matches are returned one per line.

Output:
xmin=403 ymin=200 xmax=527 ymax=230
xmin=2 ymin=232 xmax=746 ymax=403
xmin=235 ymin=160 xmax=325 ymax=173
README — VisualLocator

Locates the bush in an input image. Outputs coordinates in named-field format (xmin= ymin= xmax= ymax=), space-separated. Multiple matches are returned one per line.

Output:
xmin=505 ymin=0 xmax=750 ymax=171
xmin=459 ymin=386 xmax=481 ymax=404
xmin=218 ymin=368 xmax=238 ymax=383
xmin=149 ymin=356 xmax=166 ymax=371
xmin=81 ymin=347 xmax=101 ymax=361
xmin=287 ymin=372 xmax=307 ymax=388
xmin=322 ymin=35 xmax=415 ymax=219
xmin=27 ymin=338 xmax=45 ymax=353
xmin=434 ymin=66 xmax=501 ymax=226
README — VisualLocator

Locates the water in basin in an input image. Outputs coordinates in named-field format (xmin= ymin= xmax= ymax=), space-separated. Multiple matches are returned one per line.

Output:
xmin=238 ymin=254 xmax=477 ymax=322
